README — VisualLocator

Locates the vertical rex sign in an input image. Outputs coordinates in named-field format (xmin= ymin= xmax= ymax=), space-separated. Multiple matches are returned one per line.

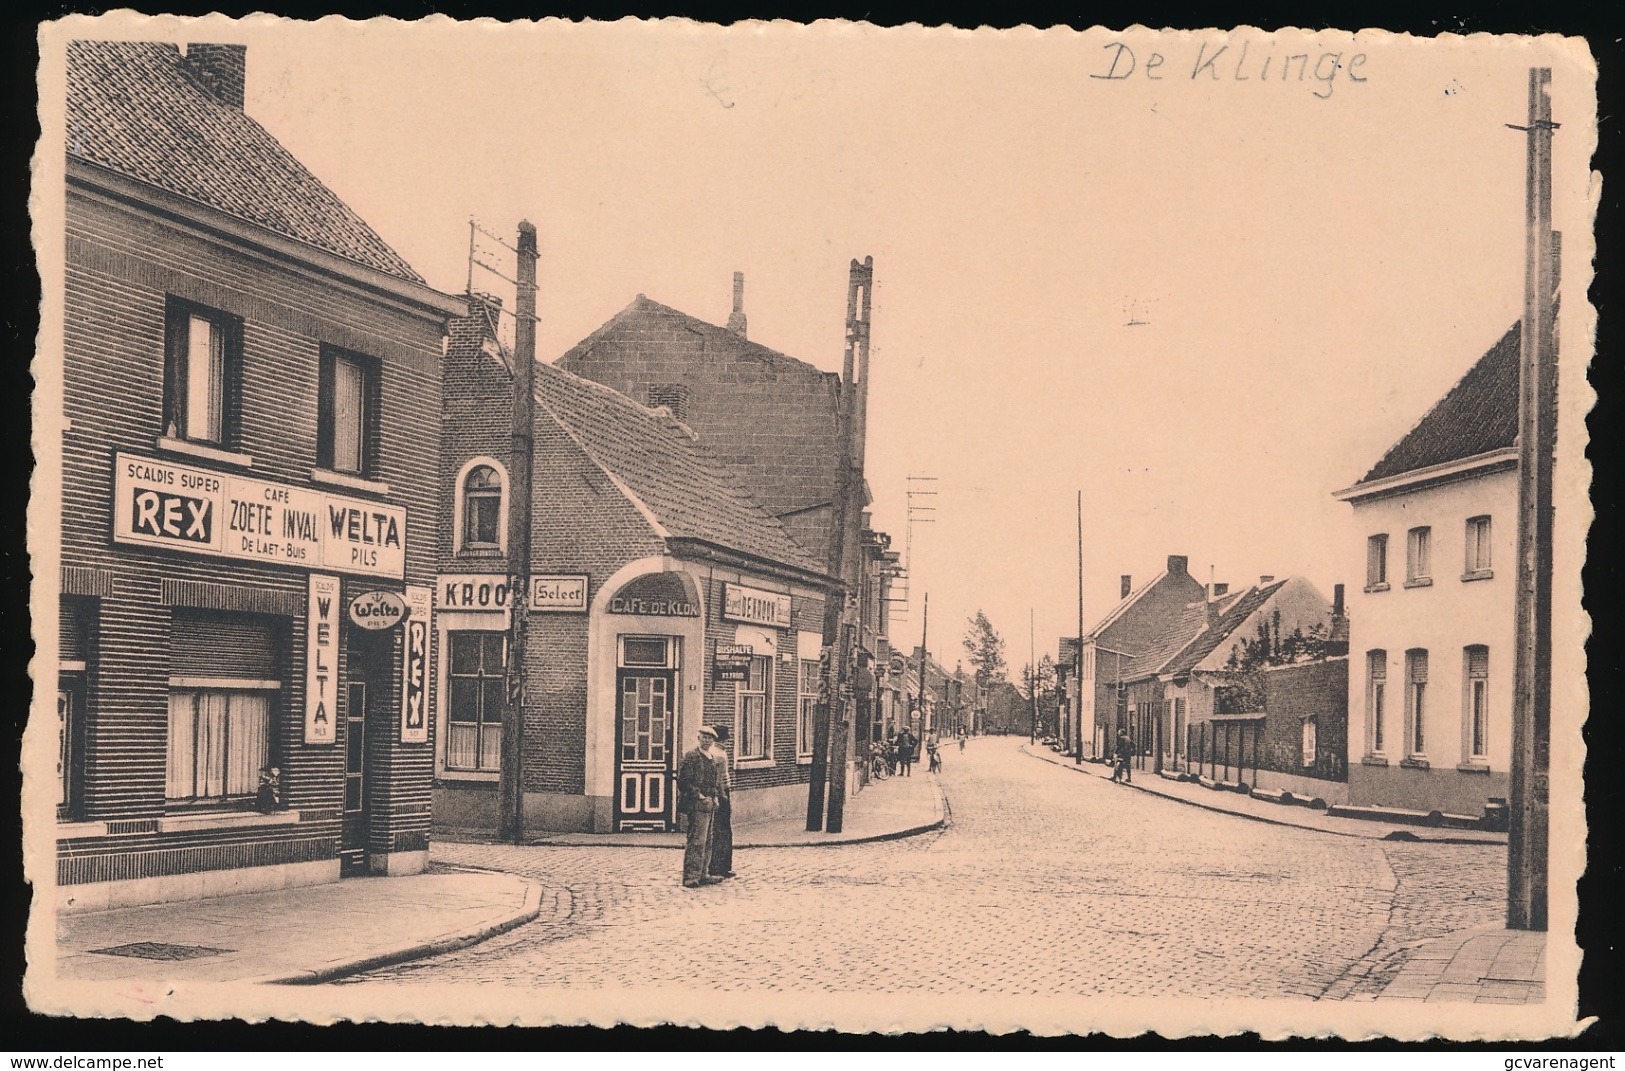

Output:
xmin=401 ymin=585 xmax=432 ymax=744
xmin=305 ymin=574 xmax=340 ymax=744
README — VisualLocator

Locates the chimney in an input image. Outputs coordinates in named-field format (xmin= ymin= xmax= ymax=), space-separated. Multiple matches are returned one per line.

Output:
xmin=183 ymin=44 xmax=246 ymax=110
xmin=1120 ymin=575 xmax=1133 ymax=599
xmin=1259 ymin=575 xmax=1275 ymax=586
xmin=726 ymin=271 xmax=748 ymax=338
xmin=1332 ymin=583 xmax=1345 ymax=619
xmin=1166 ymin=555 xmax=1189 ymax=576
xmin=1212 ymin=582 xmax=1229 ymax=597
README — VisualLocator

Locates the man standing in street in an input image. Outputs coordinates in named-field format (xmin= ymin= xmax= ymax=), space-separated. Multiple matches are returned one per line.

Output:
xmin=896 ymin=726 xmax=916 ymax=777
xmin=707 ymin=724 xmax=736 ymax=880
xmin=1113 ymin=728 xmax=1133 ymax=784
xmin=677 ymin=725 xmax=724 ymax=887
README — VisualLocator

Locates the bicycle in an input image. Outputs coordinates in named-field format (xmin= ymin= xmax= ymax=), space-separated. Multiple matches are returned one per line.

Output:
xmin=869 ymin=751 xmax=890 ymax=780
xmin=927 ymin=746 xmax=942 ymax=774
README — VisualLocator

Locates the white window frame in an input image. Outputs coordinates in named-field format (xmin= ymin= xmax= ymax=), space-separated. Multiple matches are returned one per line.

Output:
xmin=797 ymin=657 xmax=819 ymax=761
xmin=1366 ymin=533 xmax=1390 ymax=590
xmin=1367 ymin=649 xmax=1388 ymax=756
xmin=736 ymin=654 xmax=773 ymax=763
xmin=452 ymin=456 xmax=510 ymax=555
xmin=1406 ymin=526 xmax=1432 ymax=585
xmin=1465 ymin=515 xmax=1493 ymax=577
xmin=1405 ymin=648 xmax=1429 ymax=758
xmin=1301 ymin=716 xmax=1318 ymax=768
xmin=1464 ymin=645 xmax=1490 ymax=762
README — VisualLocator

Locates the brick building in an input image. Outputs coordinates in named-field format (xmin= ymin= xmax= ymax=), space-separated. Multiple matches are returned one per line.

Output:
xmin=435 ymin=299 xmax=838 ymax=834
xmin=1077 ymin=555 xmax=1207 ymax=758
xmin=556 ymin=279 xmax=844 ymax=560
xmin=1334 ymin=323 xmax=1521 ymax=817
xmin=53 ymin=41 xmax=462 ymax=911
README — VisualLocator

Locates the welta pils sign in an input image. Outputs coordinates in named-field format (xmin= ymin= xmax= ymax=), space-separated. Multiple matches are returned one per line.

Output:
xmin=305 ymin=574 xmax=341 ymax=744
xmin=401 ymin=586 xmax=432 ymax=744
xmin=112 ymin=453 xmax=406 ymax=579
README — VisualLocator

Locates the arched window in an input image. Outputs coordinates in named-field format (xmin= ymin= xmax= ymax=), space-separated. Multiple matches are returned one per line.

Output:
xmin=462 ymin=464 xmax=502 ymax=549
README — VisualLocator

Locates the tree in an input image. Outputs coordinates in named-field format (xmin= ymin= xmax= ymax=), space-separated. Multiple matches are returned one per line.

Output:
xmin=962 ymin=611 xmax=1007 ymax=688
xmin=1021 ymin=653 xmax=1057 ymax=703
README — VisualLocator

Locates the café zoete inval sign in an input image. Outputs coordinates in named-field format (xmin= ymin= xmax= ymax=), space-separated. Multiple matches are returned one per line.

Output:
xmin=112 ymin=453 xmax=406 ymax=580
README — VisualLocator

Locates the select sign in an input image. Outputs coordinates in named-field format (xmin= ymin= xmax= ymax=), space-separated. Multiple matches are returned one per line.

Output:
xmin=350 ymin=590 xmax=409 ymax=630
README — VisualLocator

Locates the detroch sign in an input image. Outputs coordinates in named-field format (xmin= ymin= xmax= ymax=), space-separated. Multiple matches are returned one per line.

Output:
xmin=722 ymin=583 xmax=792 ymax=628
xmin=112 ymin=454 xmax=406 ymax=579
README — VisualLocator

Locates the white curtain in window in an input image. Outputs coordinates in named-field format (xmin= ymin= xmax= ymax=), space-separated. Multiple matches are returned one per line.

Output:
xmin=446 ymin=722 xmax=477 ymax=771
xmin=333 ymin=357 xmax=366 ymax=473
xmin=185 ymin=315 xmax=223 ymax=442
xmin=479 ymin=724 xmax=503 ymax=772
xmin=166 ymin=692 xmax=194 ymax=800
xmin=227 ymin=693 xmax=270 ymax=796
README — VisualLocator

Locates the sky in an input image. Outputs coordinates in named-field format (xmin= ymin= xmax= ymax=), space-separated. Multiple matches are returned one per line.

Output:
xmin=177 ymin=18 xmax=1590 ymax=678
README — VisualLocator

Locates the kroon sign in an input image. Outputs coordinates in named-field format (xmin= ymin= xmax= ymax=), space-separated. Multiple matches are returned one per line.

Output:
xmin=113 ymin=453 xmax=406 ymax=580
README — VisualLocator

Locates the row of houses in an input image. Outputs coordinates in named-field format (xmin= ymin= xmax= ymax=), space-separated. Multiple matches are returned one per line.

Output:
xmin=1056 ymin=321 xmax=1524 ymax=821
xmin=48 ymin=40 xmax=899 ymax=911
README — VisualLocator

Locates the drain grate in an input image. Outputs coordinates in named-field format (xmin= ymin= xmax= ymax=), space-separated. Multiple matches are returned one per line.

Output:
xmin=89 ymin=941 xmax=234 ymax=961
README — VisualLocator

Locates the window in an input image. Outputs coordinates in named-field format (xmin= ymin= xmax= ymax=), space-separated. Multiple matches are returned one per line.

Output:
xmin=646 ymin=384 xmax=689 ymax=422
xmin=1366 ymin=534 xmax=1389 ymax=589
xmin=318 ymin=348 xmax=380 ymax=476
xmin=165 ymin=688 xmax=272 ymax=803
xmin=1465 ymin=516 xmax=1493 ymax=575
xmin=1302 ymin=716 xmax=1318 ymax=768
xmin=1405 ymin=648 xmax=1429 ymax=756
xmin=462 ymin=465 xmax=503 ymax=549
xmin=58 ymin=676 xmax=84 ymax=814
xmin=164 ymin=299 xmax=241 ymax=445
xmin=797 ymin=658 xmax=820 ymax=758
xmin=1367 ymin=650 xmax=1388 ymax=754
xmin=736 ymin=654 xmax=773 ymax=761
xmin=1406 ymin=526 xmax=1432 ymax=584
xmin=1464 ymin=645 xmax=1490 ymax=761
xmin=446 ymin=631 xmax=506 ymax=772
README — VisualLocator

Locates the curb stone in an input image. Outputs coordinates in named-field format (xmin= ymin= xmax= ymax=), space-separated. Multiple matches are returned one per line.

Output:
xmin=1019 ymin=745 xmax=1505 ymax=846
xmin=252 ymin=881 xmax=544 ymax=985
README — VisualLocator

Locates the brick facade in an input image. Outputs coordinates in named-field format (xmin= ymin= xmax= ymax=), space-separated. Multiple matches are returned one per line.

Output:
xmin=52 ymin=43 xmax=460 ymax=910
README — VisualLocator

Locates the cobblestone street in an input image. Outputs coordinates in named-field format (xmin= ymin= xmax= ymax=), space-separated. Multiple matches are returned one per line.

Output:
xmin=342 ymin=737 xmax=1505 ymax=999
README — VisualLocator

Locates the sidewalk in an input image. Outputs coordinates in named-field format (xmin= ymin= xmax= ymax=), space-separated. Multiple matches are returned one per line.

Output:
xmin=496 ymin=766 xmax=947 ymax=848
xmin=53 ymin=869 xmax=541 ymax=986
xmin=1021 ymin=744 xmax=1506 ymax=845
xmin=1377 ymin=924 xmax=1546 ymax=1004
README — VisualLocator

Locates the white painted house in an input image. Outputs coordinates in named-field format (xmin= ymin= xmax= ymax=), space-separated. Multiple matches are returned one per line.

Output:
xmin=1334 ymin=322 xmax=1520 ymax=817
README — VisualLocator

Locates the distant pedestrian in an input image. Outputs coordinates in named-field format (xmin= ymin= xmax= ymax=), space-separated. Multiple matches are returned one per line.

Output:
xmin=887 ymin=731 xmax=901 ymax=775
xmin=708 ymin=724 xmax=736 ymax=880
xmin=676 ymin=725 xmax=724 ymax=887
xmin=896 ymin=728 xmax=916 ymax=777
xmin=1112 ymin=729 xmax=1133 ymax=784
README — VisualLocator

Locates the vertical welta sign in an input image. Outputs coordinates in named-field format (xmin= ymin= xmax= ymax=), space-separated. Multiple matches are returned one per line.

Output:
xmin=305 ymin=574 xmax=341 ymax=744
xmin=401 ymin=585 xmax=432 ymax=744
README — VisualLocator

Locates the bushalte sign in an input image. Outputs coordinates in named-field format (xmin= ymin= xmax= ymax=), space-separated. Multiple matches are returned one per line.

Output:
xmin=722 ymin=583 xmax=793 ymax=628
xmin=349 ymin=589 xmax=408 ymax=630
xmin=305 ymin=574 xmax=340 ymax=744
xmin=400 ymin=586 xmax=431 ymax=744
xmin=715 ymin=642 xmax=754 ymax=682
xmin=437 ymin=573 xmax=589 ymax=612
xmin=112 ymin=453 xmax=406 ymax=579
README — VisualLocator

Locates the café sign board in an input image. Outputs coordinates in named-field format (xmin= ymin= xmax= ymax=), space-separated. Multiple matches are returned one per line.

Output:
xmin=304 ymin=574 xmax=340 ymax=744
xmin=113 ymin=453 xmax=405 ymax=579
xmin=349 ymin=589 xmax=408 ymax=630
xmin=722 ymin=583 xmax=792 ymax=628
xmin=607 ymin=572 xmax=700 ymax=617
xmin=437 ymin=573 xmax=589 ymax=612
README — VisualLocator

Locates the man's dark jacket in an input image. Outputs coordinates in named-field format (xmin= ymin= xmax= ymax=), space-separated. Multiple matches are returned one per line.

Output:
xmin=677 ymin=745 xmax=722 ymax=814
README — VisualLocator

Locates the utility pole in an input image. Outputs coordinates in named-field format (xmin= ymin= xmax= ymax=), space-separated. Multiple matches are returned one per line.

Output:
xmin=806 ymin=257 xmax=874 ymax=833
xmin=1029 ymin=608 xmax=1038 ymax=743
xmin=1508 ymin=68 xmax=1558 ymax=932
xmin=1076 ymin=490 xmax=1085 ymax=763
xmin=915 ymin=593 xmax=929 ymax=743
xmin=498 ymin=221 xmax=538 ymax=845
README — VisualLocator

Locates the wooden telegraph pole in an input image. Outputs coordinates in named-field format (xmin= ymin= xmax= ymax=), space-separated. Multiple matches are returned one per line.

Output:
xmin=1508 ymin=69 xmax=1558 ymax=932
xmin=1076 ymin=490 xmax=1085 ymax=763
xmin=807 ymin=257 xmax=874 ymax=833
xmin=497 ymin=222 xmax=538 ymax=844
